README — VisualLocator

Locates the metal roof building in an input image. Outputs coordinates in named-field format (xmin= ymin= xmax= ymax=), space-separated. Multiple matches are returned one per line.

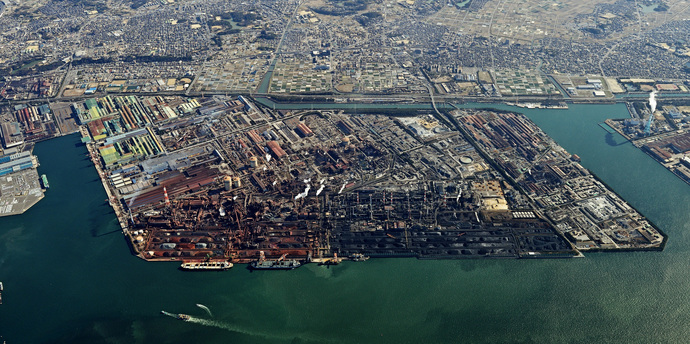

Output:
xmin=0 ymin=152 xmax=36 ymax=176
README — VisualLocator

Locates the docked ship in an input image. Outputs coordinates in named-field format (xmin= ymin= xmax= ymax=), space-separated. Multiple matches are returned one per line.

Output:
xmin=250 ymin=251 xmax=301 ymax=270
xmin=179 ymin=260 xmax=233 ymax=271
xmin=508 ymin=102 xmax=568 ymax=110
xmin=350 ymin=253 xmax=370 ymax=262
xmin=41 ymin=174 xmax=49 ymax=189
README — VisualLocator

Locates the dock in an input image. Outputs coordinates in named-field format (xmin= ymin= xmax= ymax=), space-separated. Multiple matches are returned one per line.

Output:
xmin=0 ymin=168 xmax=45 ymax=217
xmin=604 ymin=119 xmax=634 ymax=142
xmin=598 ymin=122 xmax=617 ymax=134
xmin=84 ymin=142 xmax=130 ymax=233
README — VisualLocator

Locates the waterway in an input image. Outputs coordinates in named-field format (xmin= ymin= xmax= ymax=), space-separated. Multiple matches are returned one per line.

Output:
xmin=2 ymin=103 xmax=690 ymax=343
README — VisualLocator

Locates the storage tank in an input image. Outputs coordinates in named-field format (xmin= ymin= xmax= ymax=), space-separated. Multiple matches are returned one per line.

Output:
xmin=249 ymin=156 xmax=258 ymax=168
xmin=223 ymin=175 xmax=232 ymax=191
xmin=232 ymin=176 xmax=242 ymax=188
xmin=460 ymin=156 xmax=473 ymax=164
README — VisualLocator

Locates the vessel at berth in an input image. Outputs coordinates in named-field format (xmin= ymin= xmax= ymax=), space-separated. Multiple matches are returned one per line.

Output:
xmin=250 ymin=259 xmax=301 ymax=270
xmin=250 ymin=251 xmax=301 ymax=270
xmin=350 ymin=253 xmax=370 ymax=262
xmin=179 ymin=260 xmax=233 ymax=271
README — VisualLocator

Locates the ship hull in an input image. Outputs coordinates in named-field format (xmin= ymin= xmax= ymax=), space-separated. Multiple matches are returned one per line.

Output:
xmin=179 ymin=261 xmax=233 ymax=271
xmin=249 ymin=261 xmax=301 ymax=270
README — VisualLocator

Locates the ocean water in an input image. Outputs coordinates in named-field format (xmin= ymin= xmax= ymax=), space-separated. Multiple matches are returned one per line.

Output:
xmin=1 ymin=103 xmax=690 ymax=343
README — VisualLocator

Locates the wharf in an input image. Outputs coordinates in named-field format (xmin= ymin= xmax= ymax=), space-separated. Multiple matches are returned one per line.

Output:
xmin=84 ymin=142 xmax=130 ymax=234
xmin=0 ymin=168 xmax=45 ymax=217
xmin=604 ymin=119 xmax=633 ymax=142
xmin=598 ymin=122 xmax=617 ymax=134
xmin=78 ymin=126 xmax=91 ymax=143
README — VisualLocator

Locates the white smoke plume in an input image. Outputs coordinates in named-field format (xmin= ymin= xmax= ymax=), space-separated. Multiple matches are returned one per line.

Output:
xmin=649 ymin=90 xmax=657 ymax=113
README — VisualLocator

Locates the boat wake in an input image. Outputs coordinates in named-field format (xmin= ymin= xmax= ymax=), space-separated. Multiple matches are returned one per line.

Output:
xmin=196 ymin=303 xmax=213 ymax=317
xmin=187 ymin=317 xmax=268 ymax=337
xmin=161 ymin=310 xmax=271 ymax=338
xmin=161 ymin=309 xmax=334 ymax=343
xmin=160 ymin=310 xmax=176 ymax=318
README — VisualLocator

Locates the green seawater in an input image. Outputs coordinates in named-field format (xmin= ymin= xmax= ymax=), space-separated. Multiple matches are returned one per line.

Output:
xmin=2 ymin=103 xmax=690 ymax=343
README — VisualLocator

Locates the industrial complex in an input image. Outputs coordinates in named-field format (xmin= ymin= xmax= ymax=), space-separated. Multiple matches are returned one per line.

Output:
xmin=0 ymin=75 xmax=669 ymax=266
xmin=0 ymin=0 xmax=683 ymax=265
xmin=2 ymin=93 xmax=646 ymax=266
xmin=606 ymin=98 xmax=690 ymax=188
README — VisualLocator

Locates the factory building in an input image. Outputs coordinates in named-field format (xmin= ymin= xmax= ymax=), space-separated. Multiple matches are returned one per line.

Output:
xmin=0 ymin=122 xmax=24 ymax=148
xmin=266 ymin=141 xmax=287 ymax=159
xmin=0 ymin=151 xmax=37 ymax=176
xmin=295 ymin=123 xmax=314 ymax=137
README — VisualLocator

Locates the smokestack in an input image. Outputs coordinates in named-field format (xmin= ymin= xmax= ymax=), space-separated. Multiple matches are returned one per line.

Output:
xmin=164 ymin=186 xmax=170 ymax=207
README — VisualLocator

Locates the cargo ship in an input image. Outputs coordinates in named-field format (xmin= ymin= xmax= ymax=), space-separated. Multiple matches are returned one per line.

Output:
xmin=41 ymin=174 xmax=49 ymax=189
xmin=180 ymin=260 xmax=233 ymax=271
xmin=0 ymin=281 xmax=3 ymax=304
xmin=250 ymin=251 xmax=301 ymax=270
